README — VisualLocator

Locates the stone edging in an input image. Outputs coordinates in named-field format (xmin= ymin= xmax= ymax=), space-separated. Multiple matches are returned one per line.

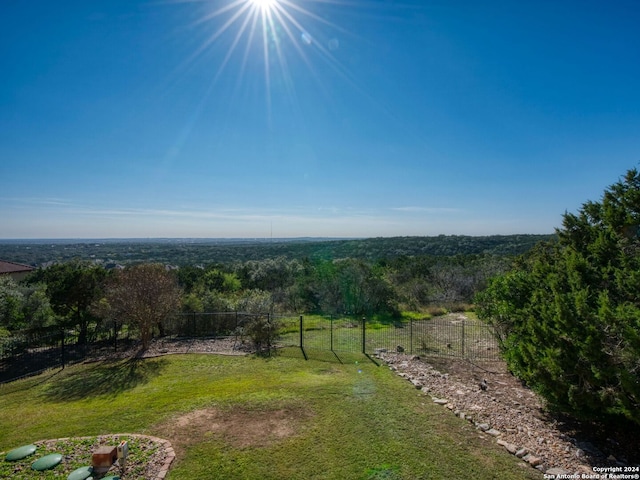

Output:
xmin=129 ymin=434 xmax=175 ymax=480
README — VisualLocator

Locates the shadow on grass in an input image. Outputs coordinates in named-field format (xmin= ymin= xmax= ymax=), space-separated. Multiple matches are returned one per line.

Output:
xmin=277 ymin=346 xmax=379 ymax=366
xmin=0 ymin=368 xmax=65 ymax=396
xmin=41 ymin=357 xmax=167 ymax=402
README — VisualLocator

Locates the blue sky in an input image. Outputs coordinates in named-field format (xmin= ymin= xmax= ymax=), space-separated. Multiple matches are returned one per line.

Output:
xmin=1 ymin=0 xmax=639 ymax=239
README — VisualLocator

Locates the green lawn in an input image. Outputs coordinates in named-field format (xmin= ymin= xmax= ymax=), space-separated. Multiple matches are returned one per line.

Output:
xmin=0 ymin=352 xmax=537 ymax=480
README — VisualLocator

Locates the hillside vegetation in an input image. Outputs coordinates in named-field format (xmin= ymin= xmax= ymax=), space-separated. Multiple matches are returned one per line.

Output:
xmin=0 ymin=234 xmax=552 ymax=266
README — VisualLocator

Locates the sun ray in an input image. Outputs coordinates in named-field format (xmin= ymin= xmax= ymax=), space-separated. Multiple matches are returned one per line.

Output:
xmin=265 ymin=6 xmax=300 ymax=112
xmin=170 ymin=0 xmax=389 ymax=124
xmin=209 ymin=4 xmax=256 ymax=86
xmin=190 ymin=0 xmax=247 ymax=27
xmin=272 ymin=2 xmax=358 ymax=92
xmin=259 ymin=5 xmax=272 ymax=118
xmin=238 ymin=8 xmax=261 ymax=81
xmin=174 ymin=0 xmax=253 ymax=80
xmin=278 ymin=0 xmax=352 ymax=36
xmin=269 ymin=3 xmax=326 ymax=95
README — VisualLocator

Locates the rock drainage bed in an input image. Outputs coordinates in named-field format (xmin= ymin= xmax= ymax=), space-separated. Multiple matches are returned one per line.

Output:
xmin=378 ymin=352 xmax=639 ymax=477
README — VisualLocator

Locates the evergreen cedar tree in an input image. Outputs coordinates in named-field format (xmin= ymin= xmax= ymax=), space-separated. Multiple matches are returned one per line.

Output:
xmin=476 ymin=169 xmax=640 ymax=426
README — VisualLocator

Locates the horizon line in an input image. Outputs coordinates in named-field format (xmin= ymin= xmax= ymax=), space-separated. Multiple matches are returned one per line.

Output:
xmin=0 ymin=233 xmax=555 ymax=243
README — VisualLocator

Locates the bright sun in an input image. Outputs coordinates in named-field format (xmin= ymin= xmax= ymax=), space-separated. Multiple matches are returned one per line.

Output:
xmin=182 ymin=0 xmax=352 ymax=119
xmin=250 ymin=0 xmax=277 ymax=11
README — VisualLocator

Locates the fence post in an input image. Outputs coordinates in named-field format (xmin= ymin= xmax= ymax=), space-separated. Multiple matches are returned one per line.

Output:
xmin=299 ymin=315 xmax=308 ymax=360
xmin=330 ymin=316 xmax=334 ymax=352
xmin=114 ymin=321 xmax=118 ymax=353
xmin=361 ymin=317 xmax=366 ymax=354
xmin=410 ymin=319 xmax=413 ymax=355
xmin=461 ymin=319 xmax=465 ymax=359
xmin=60 ymin=328 xmax=65 ymax=370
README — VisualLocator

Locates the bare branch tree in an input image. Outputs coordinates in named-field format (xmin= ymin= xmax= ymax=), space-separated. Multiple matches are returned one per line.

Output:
xmin=105 ymin=264 xmax=181 ymax=350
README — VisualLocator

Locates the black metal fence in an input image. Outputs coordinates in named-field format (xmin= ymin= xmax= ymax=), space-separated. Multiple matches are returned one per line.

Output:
xmin=0 ymin=313 xmax=499 ymax=384
xmin=164 ymin=312 xmax=246 ymax=337
xmin=278 ymin=314 xmax=500 ymax=361
xmin=0 ymin=324 xmax=128 ymax=384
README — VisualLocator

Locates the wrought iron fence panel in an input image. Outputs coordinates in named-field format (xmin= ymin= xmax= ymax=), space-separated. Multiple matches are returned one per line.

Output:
xmin=1 ymin=312 xmax=500 ymax=384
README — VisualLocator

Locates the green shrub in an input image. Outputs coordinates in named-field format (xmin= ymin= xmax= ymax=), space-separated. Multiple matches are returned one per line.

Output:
xmin=242 ymin=315 xmax=281 ymax=354
xmin=425 ymin=305 xmax=448 ymax=317
xmin=0 ymin=332 xmax=28 ymax=357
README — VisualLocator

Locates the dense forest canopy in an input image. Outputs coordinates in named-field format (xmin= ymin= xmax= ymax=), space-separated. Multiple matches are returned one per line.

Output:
xmin=0 ymin=234 xmax=552 ymax=267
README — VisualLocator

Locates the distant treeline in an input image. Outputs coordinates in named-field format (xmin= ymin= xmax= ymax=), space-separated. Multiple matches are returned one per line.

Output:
xmin=0 ymin=234 xmax=553 ymax=267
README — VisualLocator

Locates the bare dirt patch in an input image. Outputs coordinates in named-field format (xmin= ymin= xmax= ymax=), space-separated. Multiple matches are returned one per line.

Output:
xmin=158 ymin=407 xmax=311 ymax=457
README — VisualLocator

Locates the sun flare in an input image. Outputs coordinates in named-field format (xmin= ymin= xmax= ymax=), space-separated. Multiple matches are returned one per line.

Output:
xmin=250 ymin=0 xmax=277 ymax=11
xmin=177 ymin=0 xmax=359 ymax=121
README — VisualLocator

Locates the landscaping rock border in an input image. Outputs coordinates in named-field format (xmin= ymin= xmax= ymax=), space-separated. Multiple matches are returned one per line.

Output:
xmin=376 ymin=352 xmax=638 ymax=476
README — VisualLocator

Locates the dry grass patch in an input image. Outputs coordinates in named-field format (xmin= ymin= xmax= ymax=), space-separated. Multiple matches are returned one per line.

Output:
xmin=158 ymin=406 xmax=312 ymax=456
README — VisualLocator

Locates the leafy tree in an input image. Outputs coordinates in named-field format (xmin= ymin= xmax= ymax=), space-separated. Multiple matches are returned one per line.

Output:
xmin=19 ymin=282 xmax=56 ymax=330
xmin=234 ymin=289 xmax=273 ymax=314
xmin=30 ymin=262 xmax=106 ymax=343
xmin=104 ymin=263 xmax=182 ymax=349
xmin=0 ymin=276 xmax=24 ymax=331
xmin=201 ymin=290 xmax=234 ymax=312
xmin=175 ymin=265 xmax=205 ymax=294
xmin=284 ymin=277 xmax=318 ymax=313
xmin=202 ymin=268 xmax=241 ymax=293
xmin=0 ymin=277 xmax=56 ymax=333
xmin=386 ymin=254 xmax=509 ymax=311
xmin=310 ymin=259 xmax=398 ymax=316
xmin=182 ymin=292 xmax=204 ymax=313
xmin=234 ymin=257 xmax=300 ymax=292
xmin=311 ymin=260 xmax=342 ymax=314
xmin=477 ymin=169 xmax=640 ymax=425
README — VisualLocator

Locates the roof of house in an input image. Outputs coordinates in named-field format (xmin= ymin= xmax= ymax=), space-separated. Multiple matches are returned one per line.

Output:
xmin=0 ymin=260 xmax=35 ymax=275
